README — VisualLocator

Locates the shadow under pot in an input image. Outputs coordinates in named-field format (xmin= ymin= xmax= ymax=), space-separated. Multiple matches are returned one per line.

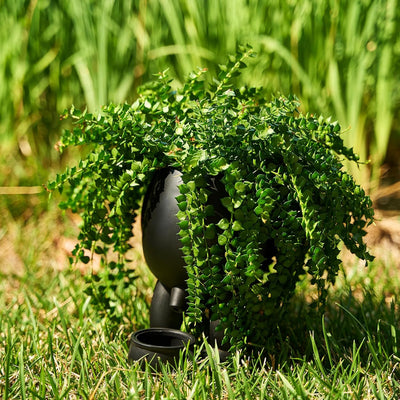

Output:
xmin=128 ymin=328 xmax=195 ymax=370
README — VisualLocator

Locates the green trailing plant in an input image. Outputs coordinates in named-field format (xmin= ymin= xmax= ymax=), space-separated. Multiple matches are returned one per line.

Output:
xmin=49 ymin=47 xmax=374 ymax=351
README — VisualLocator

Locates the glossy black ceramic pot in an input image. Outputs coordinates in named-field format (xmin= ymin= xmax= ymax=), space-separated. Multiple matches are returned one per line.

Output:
xmin=128 ymin=328 xmax=195 ymax=369
xmin=139 ymin=168 xmax=276 ymax=360
xmin=141 ymin=168 xmax=229 ymax=288
xmin=141 ymin=169 xmax=188 ymax=331
xmin=141 ymin=168 xmax=230 ymax=328
xmin=141 ymin=169 xmax=188 ymax=292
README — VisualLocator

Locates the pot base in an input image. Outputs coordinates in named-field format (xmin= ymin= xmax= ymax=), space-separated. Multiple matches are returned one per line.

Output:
xmin=128 ymin=328 xmax=195 ymax=369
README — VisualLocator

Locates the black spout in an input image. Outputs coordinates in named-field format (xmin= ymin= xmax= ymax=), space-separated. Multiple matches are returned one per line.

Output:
xmin=150 ymin=281 xmax=183 ymax=329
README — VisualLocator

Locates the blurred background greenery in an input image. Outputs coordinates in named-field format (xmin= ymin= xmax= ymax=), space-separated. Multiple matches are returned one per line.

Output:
xmin=1 ymin=0 xmax=399 ymax=218
xmin=1 ymin=4 xmax=400 ymax=394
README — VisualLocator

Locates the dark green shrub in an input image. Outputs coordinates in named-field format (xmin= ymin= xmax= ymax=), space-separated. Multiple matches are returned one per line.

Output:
xmin=49 ymin=47 xmax=374 ymax=350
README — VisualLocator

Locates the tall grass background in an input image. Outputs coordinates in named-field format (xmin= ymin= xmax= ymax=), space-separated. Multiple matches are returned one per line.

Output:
xmin=1 ymin=0 xmax=399 ymax=198
xmin=1 ymin=2 xmax=400 ymax=398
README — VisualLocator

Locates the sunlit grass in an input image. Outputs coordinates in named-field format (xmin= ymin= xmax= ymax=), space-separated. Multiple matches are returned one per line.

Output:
xmin=1 ymin=207 xmax=400 ymax=399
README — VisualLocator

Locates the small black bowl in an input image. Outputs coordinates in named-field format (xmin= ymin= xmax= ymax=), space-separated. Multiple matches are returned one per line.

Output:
xmin=128 ymin=328 xmax=195 ymax=369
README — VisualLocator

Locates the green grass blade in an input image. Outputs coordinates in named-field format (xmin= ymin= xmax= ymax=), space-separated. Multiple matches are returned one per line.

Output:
xmin=19 ymin=343 xmax=26 ymax=400
xmin=321 ymin=316 xmax=333 ymax=369
xmin=3 ymin=325 xmax=13 ymax=400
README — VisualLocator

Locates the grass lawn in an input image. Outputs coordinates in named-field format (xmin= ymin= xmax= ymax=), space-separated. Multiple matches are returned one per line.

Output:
xmin=1 ymin=203 xmax=400 ymax=399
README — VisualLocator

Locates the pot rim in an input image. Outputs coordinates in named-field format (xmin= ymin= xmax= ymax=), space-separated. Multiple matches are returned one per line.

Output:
xmin=131 ymin=328 xmax=195 ymax=351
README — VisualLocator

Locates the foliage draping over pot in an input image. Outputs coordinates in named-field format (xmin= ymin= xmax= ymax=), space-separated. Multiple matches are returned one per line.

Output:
xmin=48 ymin=46 xmax=374 ymax=350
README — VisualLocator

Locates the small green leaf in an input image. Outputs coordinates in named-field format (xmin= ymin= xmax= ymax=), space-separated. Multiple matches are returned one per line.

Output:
xmin=186 ymin=181 xmax=196 ymax=191
xmin=178 ymin=201 xmax=187 ymax=211
xmin=234 ymin=181 xmax=247 ymax=193
xmin=80 ymin=255 xmax=90 ymax=264
xmin=218 ymin=234 xmax=228 ymax=246
xmin=178 ymin=220 xmax=189 ymax=229
xmin=232 ymin=221 xmax=244 ymax=231
xmin=254 ymin=205 xmax=263 ymax=215
xmin=180 ymin=236 xmax=191 ymax=246
xmin=205 ymin=224 xmax=216 ymax=240
xmin=179 ymin=184 xmax=190 ymax=194
xmin=220 ymin=197 xmax=233 ymax=212
xmin=217 ymin=218 xmax=230 ymax=230
xmin=176 ymin=194 xmax=186 ymax=202
xmin=184 ymin=255 xmax=193 ymax=264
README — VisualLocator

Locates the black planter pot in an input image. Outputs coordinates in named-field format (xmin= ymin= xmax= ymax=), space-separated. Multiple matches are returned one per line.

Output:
xmin=141 ymin=169 xmax=188 ymax=291
xmin=137 ymin=168 xmax=276 ymax=362
xmin=141 ymin=168 xmax=229 ymax=292
xmin=141 ymin=168 xmax=228 ymax=315
xmin=139 ymin=168 xmax=231 ymax=358
xmin=128 ymin=328 xmax=195 ymax=369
